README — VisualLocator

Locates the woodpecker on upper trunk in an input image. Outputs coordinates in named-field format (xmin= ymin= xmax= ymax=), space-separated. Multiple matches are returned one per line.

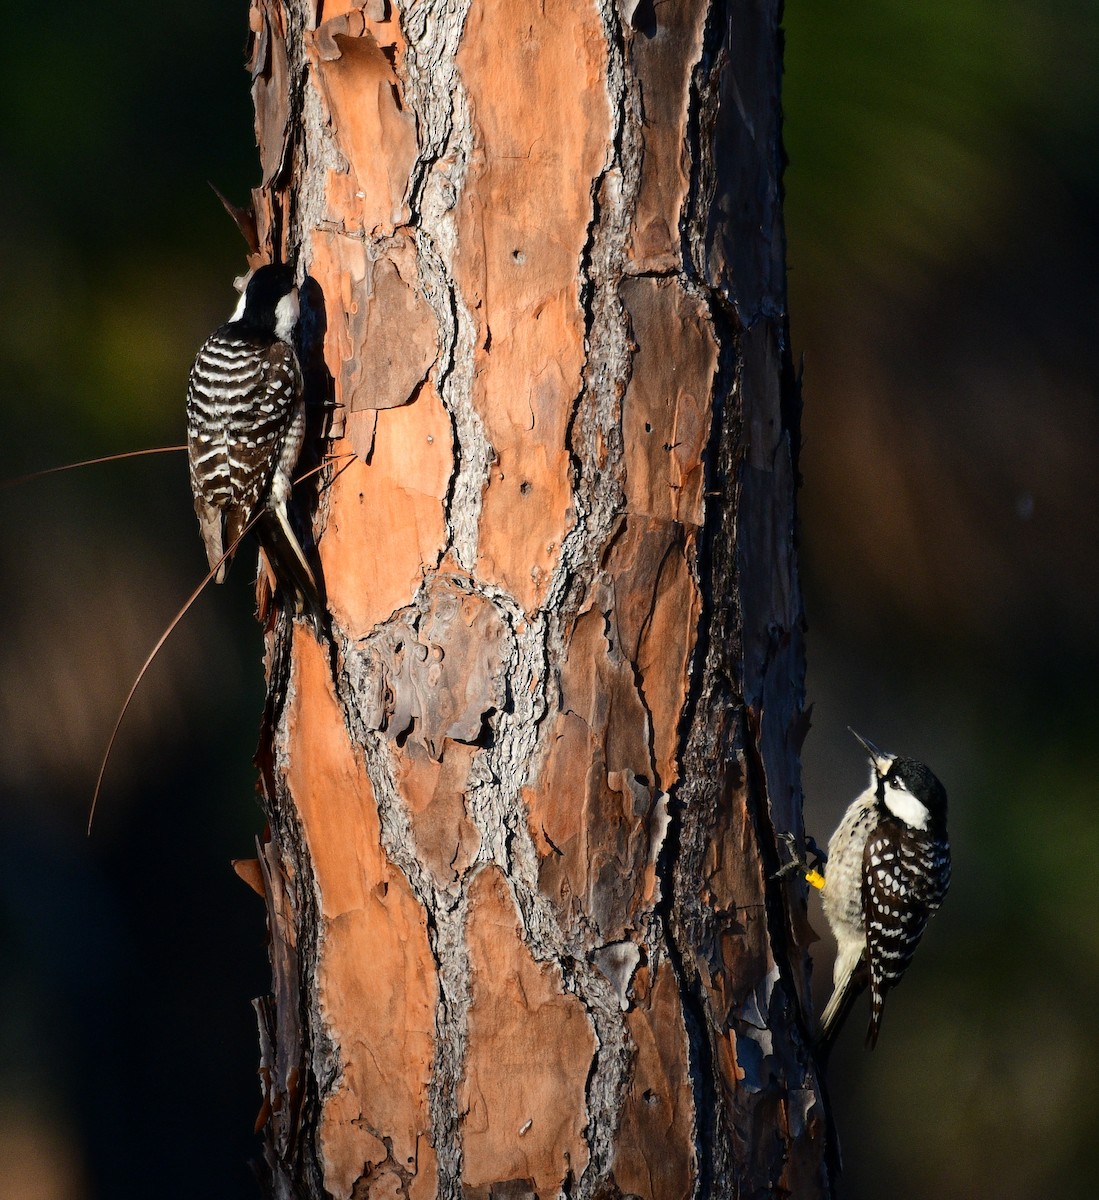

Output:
xmin=815 ymin=730 xmax=951 ymax=1049
xmin=185 ymin=263 xmax=324 ymax=632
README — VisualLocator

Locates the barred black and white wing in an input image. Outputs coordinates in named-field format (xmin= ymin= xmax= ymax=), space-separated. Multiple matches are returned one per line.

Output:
xmin=186 ymin=329 xmax=302 ymax=580
xmin=861 ymin=821 xmax=951 ymax=1047
xmin=186 ymin=263 xmax=325 ymax=632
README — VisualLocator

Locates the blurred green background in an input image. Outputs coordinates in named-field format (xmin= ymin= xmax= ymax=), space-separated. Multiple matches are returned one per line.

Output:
xmin=0 ymin=2 xmax=1095 ymax=1197
xmin=785 ymin=1 xmax=1099 ymax=1197
xmin=0 ymin=4 xmax=272 ymax=1196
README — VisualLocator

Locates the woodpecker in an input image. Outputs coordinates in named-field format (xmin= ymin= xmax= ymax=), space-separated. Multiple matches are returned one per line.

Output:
xmin=186 ymin=263 xmax=324 ymax=631
xmin=813 ymin=730 xmax=951 ymax=1049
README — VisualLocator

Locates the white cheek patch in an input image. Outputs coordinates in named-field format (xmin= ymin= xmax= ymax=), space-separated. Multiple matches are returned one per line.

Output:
xmin=230 ymin=287 xmax=249 ymax=322
xmin=275 ymin=289 xmax=300 ymax=340
xmin=883 ymin=781 xmax=930 ymax=830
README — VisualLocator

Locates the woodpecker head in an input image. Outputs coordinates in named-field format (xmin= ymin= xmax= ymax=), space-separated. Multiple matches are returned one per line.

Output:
xmin=230 ymin=263 xmax=299 ymax=341
xmin=849 ymin=728 xmax=948 ymax=832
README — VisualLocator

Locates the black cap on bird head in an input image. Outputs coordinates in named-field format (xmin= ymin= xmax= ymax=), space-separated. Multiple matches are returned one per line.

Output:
xmin=849 ymin=727 xmax=948 ymax=823
xmin=234 ymin=263 xmax=299 ymax=336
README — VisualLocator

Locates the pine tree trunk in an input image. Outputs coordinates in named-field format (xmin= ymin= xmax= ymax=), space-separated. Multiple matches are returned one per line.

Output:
xmin=241 ymin=1 xmax=830 ymax=1196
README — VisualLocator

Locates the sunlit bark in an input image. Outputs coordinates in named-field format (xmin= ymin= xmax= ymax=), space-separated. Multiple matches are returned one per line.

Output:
xmin=241 ymin=1 xmax=830 ymax=1196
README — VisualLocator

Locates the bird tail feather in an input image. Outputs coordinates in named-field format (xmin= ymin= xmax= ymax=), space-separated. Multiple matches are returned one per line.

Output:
xmin=256 ymin=508 xmax=326 ymax=636
xmin=818 ymin=959 xmax=867 ymax=1054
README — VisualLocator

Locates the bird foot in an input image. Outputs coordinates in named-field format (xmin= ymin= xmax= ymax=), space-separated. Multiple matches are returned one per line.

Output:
xmin=773 ymin=832 xmax=828 ymax=886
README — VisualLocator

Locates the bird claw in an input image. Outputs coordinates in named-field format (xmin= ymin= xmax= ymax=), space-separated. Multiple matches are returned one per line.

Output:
xmin=773 ymin=832 xmax=828 ymax=882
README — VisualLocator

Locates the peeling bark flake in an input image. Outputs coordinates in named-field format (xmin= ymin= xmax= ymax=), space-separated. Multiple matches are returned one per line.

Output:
xmin=459 ymin=869 xmax=595 ymax=1194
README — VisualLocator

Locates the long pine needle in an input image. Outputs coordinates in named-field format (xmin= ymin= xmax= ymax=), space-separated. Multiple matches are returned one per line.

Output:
xmin=2 ymin=445 xmax=187 ymax=491
xmin=86 ymin=451 xmax=356 ymax=833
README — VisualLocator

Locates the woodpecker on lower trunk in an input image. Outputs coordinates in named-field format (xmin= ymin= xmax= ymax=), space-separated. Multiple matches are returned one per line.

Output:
xmin=796 ymin=730 xmax=951 ymax=1049
xmin=185 ymin=263 xmax=324 ymax=632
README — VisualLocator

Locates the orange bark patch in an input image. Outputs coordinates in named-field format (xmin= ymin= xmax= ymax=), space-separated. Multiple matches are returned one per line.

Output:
xmin=526 ymin=710 xmax=591 ymax=869
xmin=615 ymin=962 xmax=697 ymax=1200
xmin=307 ymin=9 xmax=416 ymax=236
xmin=621 ymin=277 xmax=715 ymax=528
xmin=526 ymin=515 xmax=701 ymax=930
xmin=395 ymin=740 xmax=481 ymax=887
xmin=560 ymin=606 xmax=652 ymax=782
xmin=637 ymin=540 xmax=700 ymax=788
xmin=320 ymin=386 xmax=451 ymax=636
xmin=285 ymin=635 xmax=437 ymax=1200
xmin=530 ymin=734 xmax=667 ymax=940
xmin=525 ymin=605 xmax=670 ymax=939
xmin=312 ymin=232 xmax=439 ymax=433
xmin=601 ymin=517 xmax=702 ymax=790
xmin=455 ymin=0 xmax=611 ymax=611
xmin=306 ymin=11 xmax=438 ymax=454
xmin=460 ymin=868 xmax=595 ymax=1192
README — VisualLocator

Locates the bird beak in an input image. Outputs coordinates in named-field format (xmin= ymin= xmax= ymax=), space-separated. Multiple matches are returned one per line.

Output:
xmin=848 ymin=727 xmax=895 ymax=778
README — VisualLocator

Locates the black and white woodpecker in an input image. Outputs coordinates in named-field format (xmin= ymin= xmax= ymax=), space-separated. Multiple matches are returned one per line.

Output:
xmin=185 ymin=263 xmax=324 ymax=631
xmin=782 ymin=730 xmax=951 ymax=1049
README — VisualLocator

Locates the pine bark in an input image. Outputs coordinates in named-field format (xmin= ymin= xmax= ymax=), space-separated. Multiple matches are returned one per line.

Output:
xmin=241 ymin=1 xmax=830 ymax=1196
